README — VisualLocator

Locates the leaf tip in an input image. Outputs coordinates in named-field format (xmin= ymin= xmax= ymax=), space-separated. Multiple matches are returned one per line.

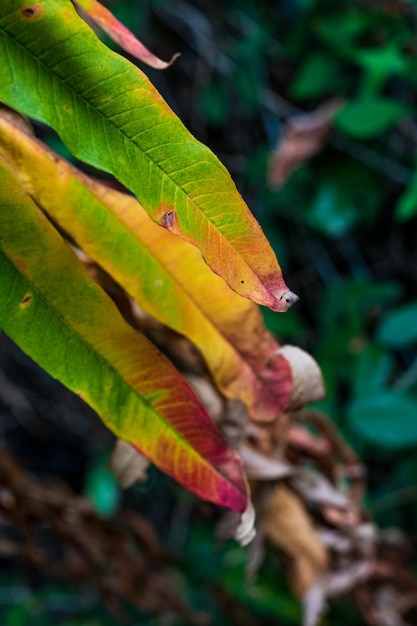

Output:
xmin=280 ymin=290 xmax=300 ymax=310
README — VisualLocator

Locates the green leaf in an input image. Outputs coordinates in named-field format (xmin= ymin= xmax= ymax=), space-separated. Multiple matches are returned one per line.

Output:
xmin=376 ymin=300 xmax=417 ymax=348
xmin=355 ymin=44 xmax=409 ymax=81
xmin=308 ymin=181 xmax=358 ymax=237
xmin=307 ymin=159 xmax=382 ymax=236
xmin=290 ymin=53 xmax=340 ymax=100
xmin=352 ymin=344 xmax=394 ymax=398
xmin=85 ymin=453 xmax=121 ymax=518
xmin=0 ymin=160 xmax=248 ymax=512
xmin=335 ymin=98 xmax=409 ymax=138
xmin=347 ymin=391 xmax=417 ymax=449
xmin=313 ymin=11 xmax=370 ymax=54
xmin=396 ymin=172 xmax=417 ymax=222
xmin=0 ymin=0 xmax=293 ymax=311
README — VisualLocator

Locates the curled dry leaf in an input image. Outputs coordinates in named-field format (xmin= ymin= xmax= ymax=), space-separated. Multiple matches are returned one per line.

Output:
xmin=262 ymin=484 xmax=328 ymax=597
xmin=317 ymin=523 xmax=377 ymax=557
xmin=268 ymin=98 xmax=343 ymax=188
xmin=220 ymin=399 xmax=249 ymax=449
xmin=233 ymin=501 xmax=257 ymax=547
xmin=290 ymin=467 xmax=349 ymax=510
xmin=275 ymin=345 xmax=326 ymax=411
xmin=239 ymin=443 xmax=294 ymax=481
xmin=184 ymin=374 xmax=224 ymax=423
xmin=321 ymin=503 xmax=360 ymax=528
xmin=303 ymin=562 xmax=373 ymax=626
xmin=110 ymin=439 xmax=150 ymax=489
xmin=286 ymin=425 xmax=331 ymax=457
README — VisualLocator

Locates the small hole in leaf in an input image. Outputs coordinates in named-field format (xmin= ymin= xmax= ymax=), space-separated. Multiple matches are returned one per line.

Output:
xmin=20 ymin=4 xmax=42 ymax=19
xmin=241 ymin=280 xmax=244 ymax=284
xmin=20 ymin=294 xmax=32 ymax=307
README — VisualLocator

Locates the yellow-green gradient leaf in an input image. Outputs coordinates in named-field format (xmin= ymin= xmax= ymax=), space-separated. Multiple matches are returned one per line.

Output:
xmin=0 ymin=0 xmax=296 ymax=311
xmin=0 ymin=114 xmax=293 ymax=421
xmin=0 ymin=161 xmax=248 ymax=512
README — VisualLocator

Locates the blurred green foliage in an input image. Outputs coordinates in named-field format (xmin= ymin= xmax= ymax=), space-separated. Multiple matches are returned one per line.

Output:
xmin=5 ymin=0 xmax=417 ymax=623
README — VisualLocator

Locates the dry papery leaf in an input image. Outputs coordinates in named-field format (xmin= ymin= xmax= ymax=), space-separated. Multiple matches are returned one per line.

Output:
xmin=185 ymin=373 xmax=224 ymax=423
xmin=290 ymin=467 xmax=349 ymax=510
xmin=276 ymin=345 xmax=326 ymax=411
xmin=268 ymin=99 xmax=343 ymax=188
xmin=262 ymin=484 xmax=328 ymax=597
xmin=356 ymin=561 xmax=417 ymax=626
xmin=304 ymin=561 xmax=374 ymax=626
xmin=110 ymin=439 xmax=150 ymax=489
xmin=0 ymin=103 xmax=34 ymax=136
xmin=233 ymin=501 xmax=257 ymax=546
xmin=239 ymin=442 xmax=294 ymax=481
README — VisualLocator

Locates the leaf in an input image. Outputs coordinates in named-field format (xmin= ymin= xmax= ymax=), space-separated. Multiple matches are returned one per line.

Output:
xmin=335 ymin=98 xmax=409 ymax=139
xmin=0 ymin=113 xmax=293 ymax=421
xmin=233 ymin=501 xmax=256 ymax=546
xmin=110 ymin=439 xmax=150 ymax=489
xmin=268 ymin=100 xmax=342 ymax=189
xmin=396 ymin=171 xmax=417 ymax=222
xmin=85 ymin=453 xmax=121 ymax=518
xmin=0 ymin=0 xmax=295 ymax=311
xmin=307 ymin=160 xmax=382 ymax=238
xmin=347 ymin=391 xmax=417 ymax=449
xmin=303 ymin=563 xmax=373 ymax=626
xmin=376 ymin=300 xmax=417 ymax=348
xmin=352 ymin=344 xmax=394 ymax=398
xmin=354 ymin=44 xmax=409 ymax=81
xmin=0 ymin=160 xmax=248 ymax=512
xmin=277 ymin=346 xmax=325 ymax=410
xmin=73 ymin=0 xmax=180 ymax=69
xmin=289 ymin=54 xmax=340 ymax=100
xmin=239 ymin=443 xmax=294 ymax=480
xmin=290 ymin=469 xmax=348 ymax=509
xmin=262 ymin=485 xmax=328 ymax=597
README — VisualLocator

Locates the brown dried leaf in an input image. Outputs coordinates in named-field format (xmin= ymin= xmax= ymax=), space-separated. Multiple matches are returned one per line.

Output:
xmin=317 ymin=523 xmax=377 ymax=556
xmin=184 ymin=374 xmax=224 ymax=422
xmin=268 ymin=99 xmax=343 ymax=188
xmin=303 ymin=562 xmax=373 ymax=626
xmin=0 ymin=104 xmax=34 ymax=137
xmin=262 ymin=484 xmax=327 ymax=596
xmin=239 ymin=443 xmax=294 ymax=481
xmin=276 ymin=346 xmax=325 ymax=411
xmin=220 ymin=399 xmax=249 ymax=449
xmin=110 ymin=439 xmax=150 ymax=489
xmin=290 ymin=468 xmax=349 ymax=510
xmin=286 ymin=425 xmax=331 ymax=457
